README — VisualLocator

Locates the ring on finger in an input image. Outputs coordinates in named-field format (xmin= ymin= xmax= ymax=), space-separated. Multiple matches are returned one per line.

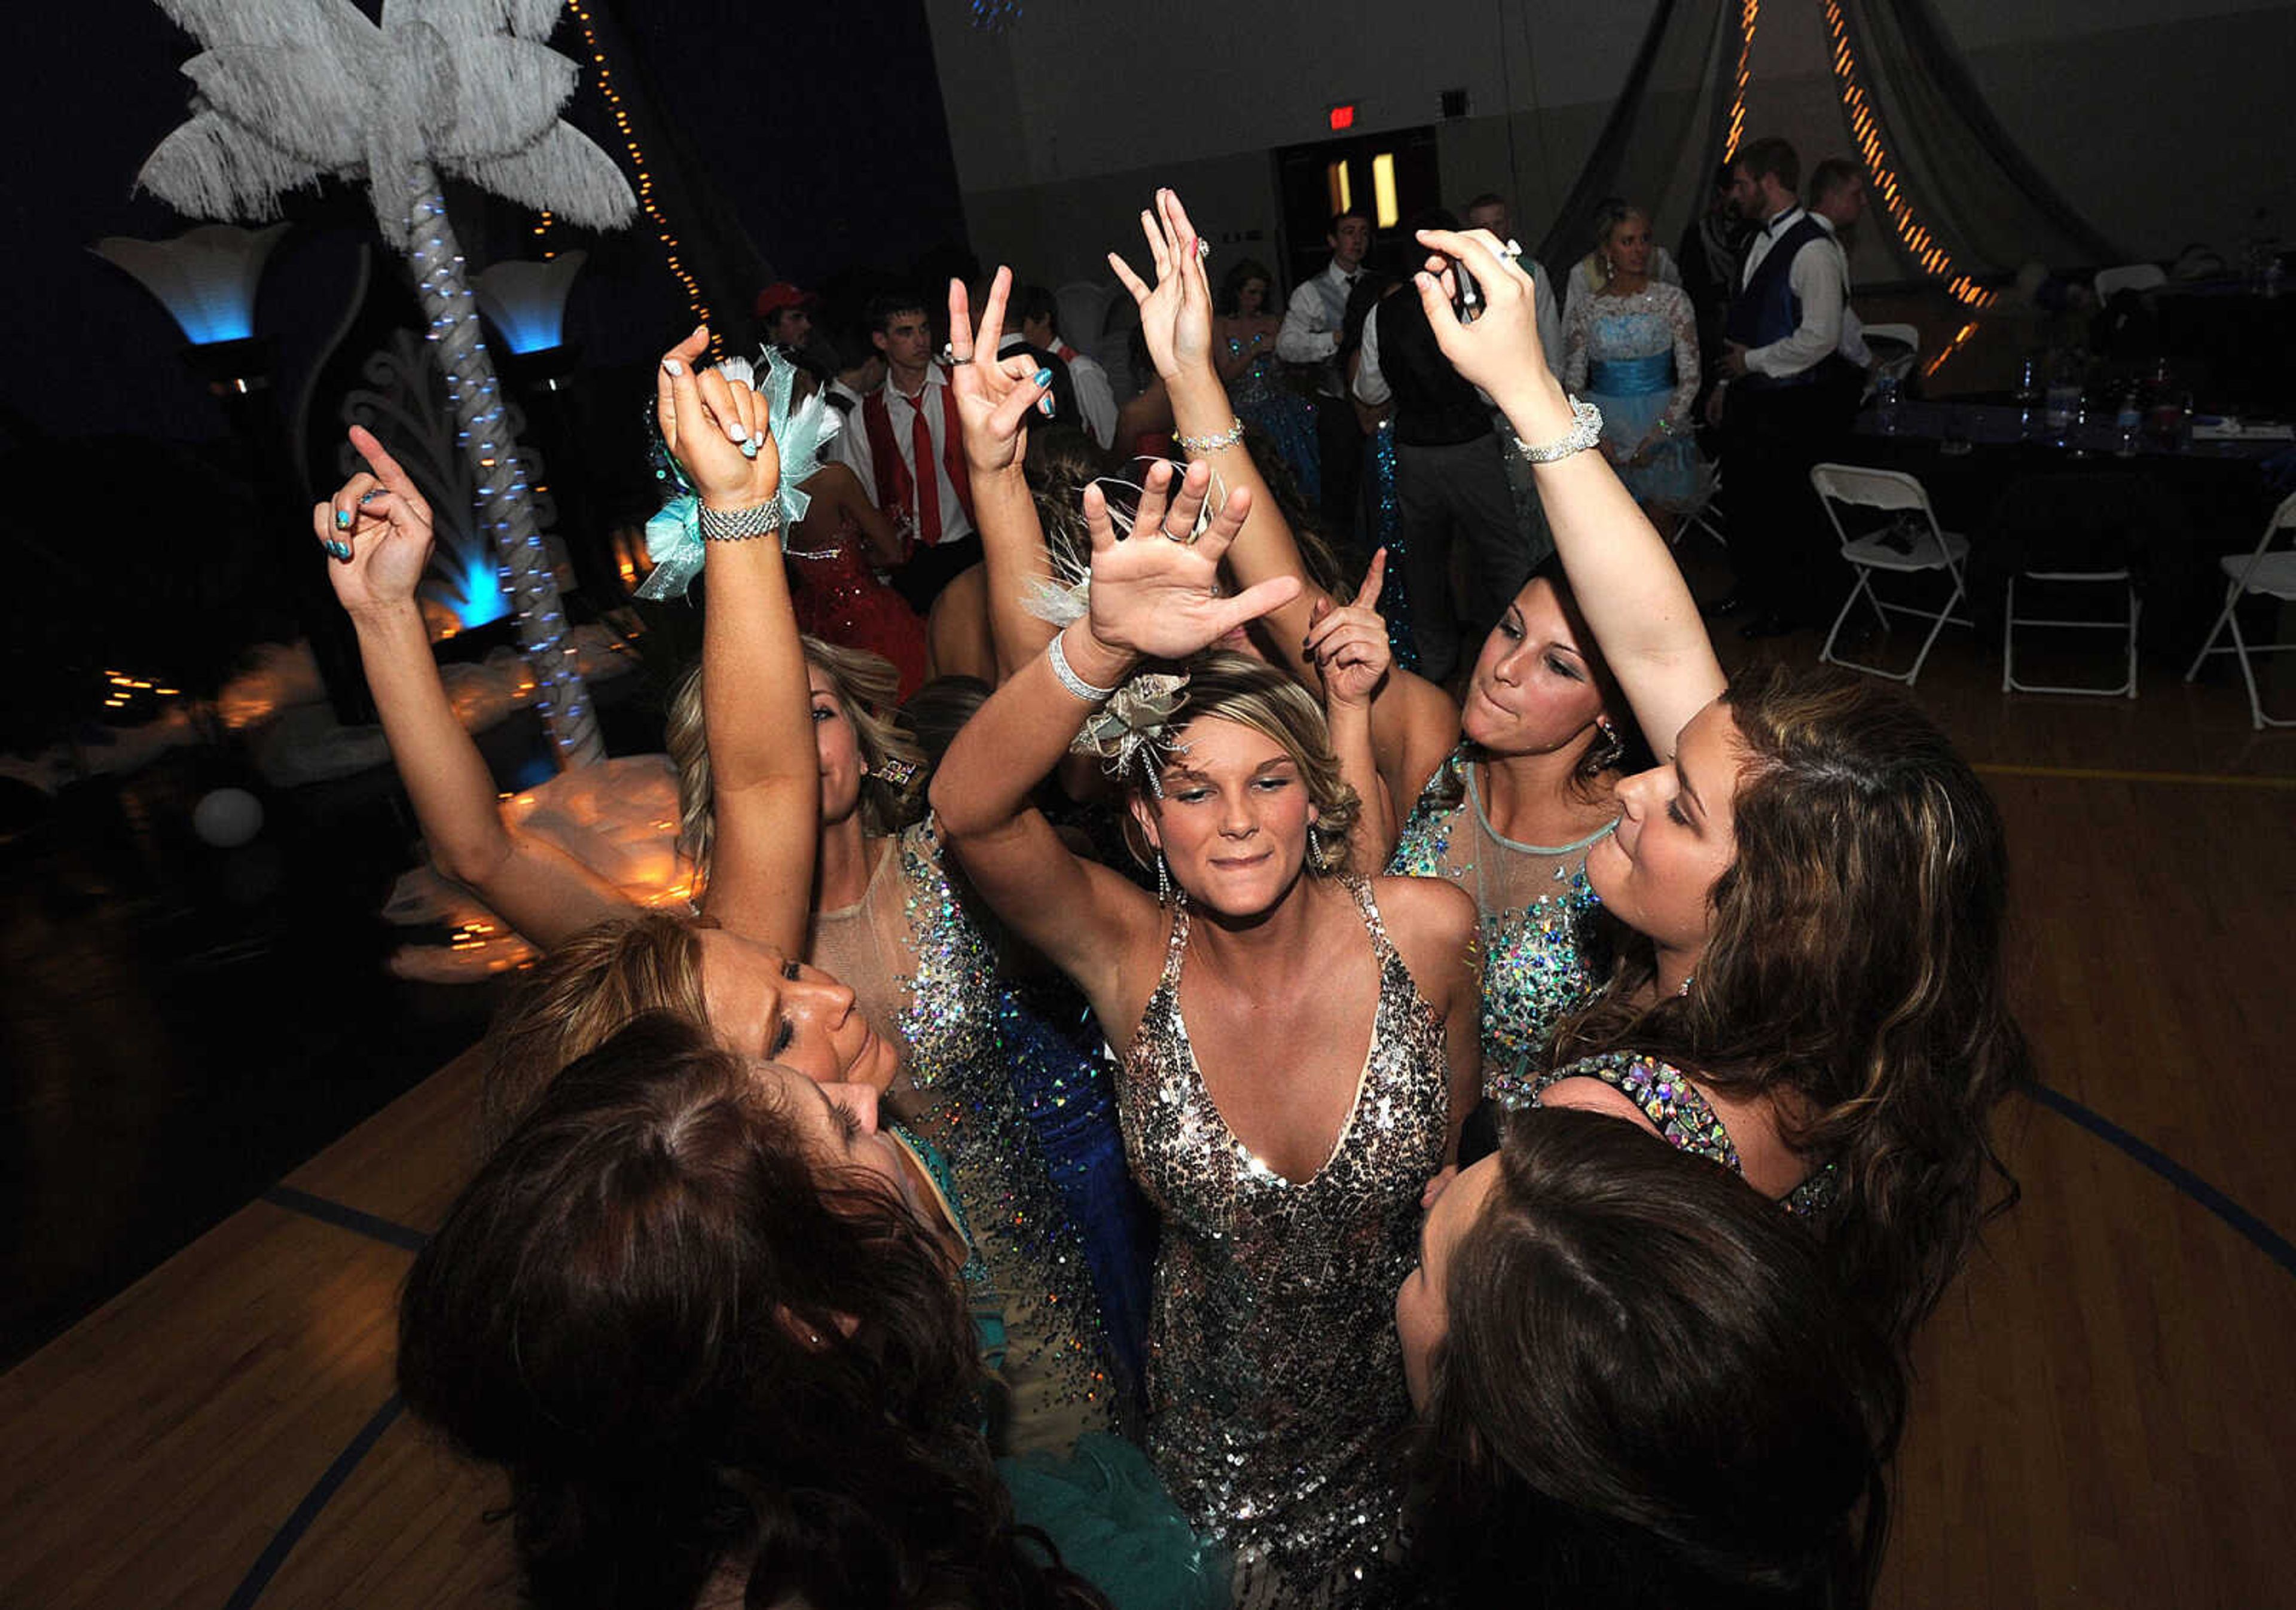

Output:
xmin=1195 ymin=239 xmax=1211 ymax=262
xmin=1159 ymin=524 xmax=1199 ymax=545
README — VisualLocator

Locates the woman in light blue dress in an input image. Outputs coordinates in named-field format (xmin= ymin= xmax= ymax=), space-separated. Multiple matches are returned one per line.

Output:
xmin=1561 ymin=201 xmax=1704 ymax=534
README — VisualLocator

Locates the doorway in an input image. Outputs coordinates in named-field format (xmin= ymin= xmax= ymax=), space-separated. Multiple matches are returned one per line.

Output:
xmin=1272 ymin=125 xmax=1442 ymax=293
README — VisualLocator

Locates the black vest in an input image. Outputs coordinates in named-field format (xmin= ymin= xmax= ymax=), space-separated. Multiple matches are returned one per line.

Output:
xmin=1379 ymin=291 xmax=1494 ymax=447
xmin=1723 ymin=213 xmax=1831 ymax=390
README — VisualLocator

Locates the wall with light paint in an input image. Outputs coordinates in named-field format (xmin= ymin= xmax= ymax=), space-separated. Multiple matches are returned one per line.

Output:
xmin=930 ymin=0 xmax=2295 ymax=304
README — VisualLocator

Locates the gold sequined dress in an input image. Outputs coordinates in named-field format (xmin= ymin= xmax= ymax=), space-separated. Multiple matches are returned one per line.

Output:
xmin=1119 ymin=878 xmax=1451 ymax=1608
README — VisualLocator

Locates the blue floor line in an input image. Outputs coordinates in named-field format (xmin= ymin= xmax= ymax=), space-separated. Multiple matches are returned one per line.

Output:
xmin=222 ymin=1394 xmax=405 ymax=1610
xmin=261 ymin=1185 xmax=429 ymax=1254
xmin=2023 ymin=1079 xmax=2296 ymax=1279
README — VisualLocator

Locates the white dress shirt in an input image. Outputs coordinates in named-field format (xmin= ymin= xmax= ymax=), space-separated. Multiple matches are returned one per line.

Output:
xmin=1815 ymin=215 xmax=1873 ymax=367
xmin=1277 ymin=261 xmax=1362 ymax=395
xmin=1737 ymin=206 xmax=1845 ymax=381
xmin=829 ymin=364 xmax=976 ymax=545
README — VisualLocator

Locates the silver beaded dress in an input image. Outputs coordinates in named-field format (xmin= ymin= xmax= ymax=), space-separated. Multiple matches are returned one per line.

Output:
xmin=1119 ymin=878 xmax=1451 ymax=1609
xmin=1387 ymin=746 xmax=1616 ymax=1082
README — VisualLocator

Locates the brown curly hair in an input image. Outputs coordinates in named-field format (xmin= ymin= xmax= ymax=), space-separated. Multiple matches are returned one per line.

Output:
xmin=1550 ymin=664 xmax=2025 ymax=1343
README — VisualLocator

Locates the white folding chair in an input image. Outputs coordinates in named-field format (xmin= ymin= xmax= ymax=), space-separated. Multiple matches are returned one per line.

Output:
xmin=2093 ymin=262 xmax=2167 ymax=301
xmin=1810 ymin=463 xmax=1971 ymax=686
xmin=1677 ymin=455 xmax=1727 ymax=552
xmin=2003 ymin=570 xmax=2139 ymax=698
xmin=2184 ymin=490 xmax=2296 ymax=728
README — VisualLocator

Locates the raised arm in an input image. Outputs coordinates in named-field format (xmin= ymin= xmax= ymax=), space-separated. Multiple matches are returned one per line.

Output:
xmin=1413 ymin=228 xmax=1725 ymax=758
xmin=320 ymin=426 xmax=629 ymax=949
xmin=1115 ymin=188 xmax=1460 ymax=809
xmin=658 ymin=332 xmax=817 ymax=953
xmin=1303 ymin=549 xmax=1399 ymax=868
xmin=948 ymin=269 xmax=1066 ymax=680
xmin=931 ymin=462 xmax=1299 ymax=1022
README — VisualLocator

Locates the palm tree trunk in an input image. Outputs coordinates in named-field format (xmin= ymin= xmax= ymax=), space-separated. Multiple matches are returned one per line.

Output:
xmin=385 ymin=163 xmax=604 ymax=768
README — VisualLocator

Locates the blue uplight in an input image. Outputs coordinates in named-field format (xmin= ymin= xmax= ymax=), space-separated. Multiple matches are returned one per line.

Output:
xmin=474 ymin=252 xmax=587 ymax=356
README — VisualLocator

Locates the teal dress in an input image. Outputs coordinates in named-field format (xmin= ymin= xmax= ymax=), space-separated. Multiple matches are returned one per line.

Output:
xmin=896 ymin=1128 xmax=1228 ymax=1610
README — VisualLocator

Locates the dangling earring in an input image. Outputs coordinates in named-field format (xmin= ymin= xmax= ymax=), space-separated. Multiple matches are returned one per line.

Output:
xmin=869 ymin=756 xmax=920 ymax=789
xmin=1306 ymin=824 xmax=1331 ymax=873
xmin=1592 ymin=716 xmax=1625 ymax=772
xmin=1155 ymin=850 xmax=1173 ymax=906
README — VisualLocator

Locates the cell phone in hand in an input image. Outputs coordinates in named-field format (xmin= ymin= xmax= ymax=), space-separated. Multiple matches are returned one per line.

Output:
xmin=1451 ymin=256 xmax=1483 ymax=323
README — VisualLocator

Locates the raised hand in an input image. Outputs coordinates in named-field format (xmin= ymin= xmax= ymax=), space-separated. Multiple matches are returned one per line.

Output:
xmin=948 ymin=268 xmax=1055 ymax=478
xmin=655 ymin=326 xmax=779 ymax=511
xmin=1106 ymin=187 xmax=1216 ymax=381
xmin=1303 ymin=548 xmax=1393 ymax=711
xmin=1082 ymin=460 xmax=1298 ymax=661
xmin=315 ymin=424 xmax=435 ymax=619
xmin=1410 ymin=227 xmax=1555 ymax=413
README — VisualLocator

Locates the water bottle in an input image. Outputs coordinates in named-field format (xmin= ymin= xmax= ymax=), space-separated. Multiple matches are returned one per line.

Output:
xmin=2014 ymin=356 xmax=2042 ymax=441
xmin=2114 ymin=386 xmax=2141 ymax=457
xmin=1876 ymin=372 xmax=1901 ymax=435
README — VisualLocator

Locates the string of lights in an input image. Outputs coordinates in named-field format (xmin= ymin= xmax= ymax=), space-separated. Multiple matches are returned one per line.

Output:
xmin=1724 ymin=0 xmax=1760 ymax=161
xmin=404 ymin=176 xmax=603 ymax=765
xmin=1822 ymin=0 xmax=1995 ymax=309
xmin=1922 ymin=317 xmax=1983 ymax=381
xmin=532 ymin=208 xmax=556 ymax=261
xmin=563 ymin=0 xmax=717 ymax=352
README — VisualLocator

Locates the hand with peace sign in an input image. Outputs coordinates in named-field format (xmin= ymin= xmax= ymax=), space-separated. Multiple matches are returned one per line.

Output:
xmin=1105 ymin=187 xmax=1217 ymax=383
xmin=949 ymin=267 xmax=1057 ymax=479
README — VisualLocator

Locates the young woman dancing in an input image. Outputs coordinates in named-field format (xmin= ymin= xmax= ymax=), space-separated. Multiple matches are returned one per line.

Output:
xmin=931 ymin=462 xmax=1482 ymax=1607
xmin=1120 ymin=189 xmax=1639 ymax=1077
xmin=1415 ymin=224 xmax=2023 ymax=1343
xmin=321 ymin=328 xmax=1147 ymax=1440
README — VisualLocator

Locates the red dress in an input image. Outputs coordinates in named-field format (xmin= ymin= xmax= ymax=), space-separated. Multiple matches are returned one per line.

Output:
xmin=786 ymin=505 xmax=930 ymax=701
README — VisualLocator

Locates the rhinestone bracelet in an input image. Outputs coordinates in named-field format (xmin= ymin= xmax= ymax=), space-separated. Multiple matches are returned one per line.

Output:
xmin=1173 ymin=416 xmax=1245 ymax=453
xmin=1514 ymin=396 xmax=1605 ymax=463
xmin=698 ymin=499 xmax=786 ymax=543
xmin=1047 ymin=630 xmax=1119 ymax=702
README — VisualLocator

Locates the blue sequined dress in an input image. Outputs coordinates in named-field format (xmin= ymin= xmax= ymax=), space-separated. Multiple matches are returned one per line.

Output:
xmin=1229 ymin=343 xmax=1321 ymax=503
xmin=1387 ymin=747 xmax=1616 ymax=1082
xmin=809 ymin=819 xmax=1156 ymax=1452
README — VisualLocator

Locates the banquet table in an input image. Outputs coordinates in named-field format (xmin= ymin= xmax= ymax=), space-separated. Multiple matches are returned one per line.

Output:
xmin=1836 ymin=401 xmax=2291 ymax=658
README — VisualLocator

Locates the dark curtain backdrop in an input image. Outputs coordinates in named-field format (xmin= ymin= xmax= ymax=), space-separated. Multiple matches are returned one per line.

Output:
xmin=1535 ymin=0 xmax=2118 ymax=289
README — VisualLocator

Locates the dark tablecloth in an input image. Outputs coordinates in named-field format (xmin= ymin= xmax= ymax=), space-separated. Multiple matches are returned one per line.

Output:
xmin=1836 ymin=402 xmax=2289 ymax=659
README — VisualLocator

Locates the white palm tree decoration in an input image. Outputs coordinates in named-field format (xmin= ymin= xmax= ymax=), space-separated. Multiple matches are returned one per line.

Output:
xmin=136 ymin=0 xmax=637 ymax=766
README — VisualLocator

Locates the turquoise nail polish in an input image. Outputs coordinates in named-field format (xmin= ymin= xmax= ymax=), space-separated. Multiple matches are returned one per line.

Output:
xmin=334 ymin=508 xmax=352 ymax=530
xmin=1033 ymin=368 xmax=1053 ymax=388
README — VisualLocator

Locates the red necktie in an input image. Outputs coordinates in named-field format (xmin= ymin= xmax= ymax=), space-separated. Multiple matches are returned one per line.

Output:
xmin=907 ymin=392 xmax=941 ymax=545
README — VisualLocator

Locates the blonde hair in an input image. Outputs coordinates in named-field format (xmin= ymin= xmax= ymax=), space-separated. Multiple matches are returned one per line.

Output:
xmin=1129 ymin=651 xmax=1360 ymax=877
xmin=478 ymin=912 xmax=707 ymax=1151
xmin=665 ymin=637 xmax=926 ymax=883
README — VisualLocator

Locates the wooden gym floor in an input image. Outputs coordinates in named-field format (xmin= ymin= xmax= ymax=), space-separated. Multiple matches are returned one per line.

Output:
xmin=2 ymin=585 xmax=2292 ymax=1608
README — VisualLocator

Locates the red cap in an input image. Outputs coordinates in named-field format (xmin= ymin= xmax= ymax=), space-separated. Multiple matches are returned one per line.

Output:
xmin=755 ymin=282 xmax=817 ymax=319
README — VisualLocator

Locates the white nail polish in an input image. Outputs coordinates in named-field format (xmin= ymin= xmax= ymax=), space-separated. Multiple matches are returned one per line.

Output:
xmin=662 ymin=359 xmax=682 ymax=375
